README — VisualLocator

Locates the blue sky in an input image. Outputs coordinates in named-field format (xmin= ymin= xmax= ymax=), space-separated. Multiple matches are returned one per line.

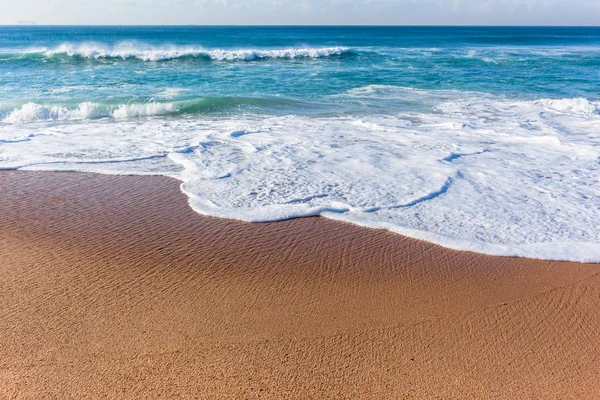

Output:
xmin=1 ymin=0 xmax=599 ymax=25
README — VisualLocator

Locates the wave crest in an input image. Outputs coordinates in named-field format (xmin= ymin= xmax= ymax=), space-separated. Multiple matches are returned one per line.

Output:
xmin=113 ymin=103 xmax=176 ymax=119
xmin=31 ymin=42 xmax=351 ymax=61
xmin=2 ymin=102 xmax=106 ymax=123
xmin=2 ymin=102 xmax=178 ymax=123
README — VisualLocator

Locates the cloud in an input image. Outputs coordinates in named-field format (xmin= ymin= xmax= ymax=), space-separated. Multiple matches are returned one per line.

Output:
xmin=0 ymin=0 xmax=597 ymax=25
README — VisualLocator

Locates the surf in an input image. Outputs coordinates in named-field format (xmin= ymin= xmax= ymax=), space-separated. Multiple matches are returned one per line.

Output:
xmin=3 ymin=43 xmax=354 ymax=62
xmin=0 ymin=97 xmax=317 ymax=123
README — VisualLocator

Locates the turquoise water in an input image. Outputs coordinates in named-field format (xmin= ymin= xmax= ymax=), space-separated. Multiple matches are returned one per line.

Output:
xmin=1 ymin=26 xmax=599 ymax=114
xmin=1 ymin=27 xmax=599 ymax=261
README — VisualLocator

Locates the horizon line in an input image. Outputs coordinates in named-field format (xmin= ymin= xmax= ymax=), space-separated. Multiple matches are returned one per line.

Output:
xmin=2 ymin=24 xmax=600 ymax=28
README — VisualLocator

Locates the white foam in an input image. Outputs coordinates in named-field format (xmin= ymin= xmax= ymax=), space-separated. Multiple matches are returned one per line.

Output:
xmin=35 ymin=42 xmax=349 ymax=61
xmin=205 ymin=47 xmax=348 ymax=61
xmin=2 ymin=90 xmax=600 ymax=262
xmin=2 ymin=102 xmax=178 ymax=123
xmin=533 ymin=98 xmax=598 ymax=115
xmin=112 ymin=103 xmax=177 ymax=119
xmin=2 ymin=102 xmax=107 ymax=123
xmin=155 ymin=88 xmax=187 ymax=99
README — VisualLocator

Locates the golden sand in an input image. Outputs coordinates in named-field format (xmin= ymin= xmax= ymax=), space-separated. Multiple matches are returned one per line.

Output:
xmin=1 ymin=171 xmax=599 ymax=398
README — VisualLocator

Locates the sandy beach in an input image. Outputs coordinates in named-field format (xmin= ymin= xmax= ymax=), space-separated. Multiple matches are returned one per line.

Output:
xmin=1 ymin=170 xmax=599 ymax=399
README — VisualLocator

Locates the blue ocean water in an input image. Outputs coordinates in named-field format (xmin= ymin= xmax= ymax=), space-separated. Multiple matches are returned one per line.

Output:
xmin=1 ymin=26 xmax=599 ymax=261
xmin=1 ymin=26 xmax=599 ymax=112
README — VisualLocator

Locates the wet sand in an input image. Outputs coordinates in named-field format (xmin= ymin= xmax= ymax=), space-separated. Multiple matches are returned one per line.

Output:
xmin=1 ymin=171 xmax=599 ymax=399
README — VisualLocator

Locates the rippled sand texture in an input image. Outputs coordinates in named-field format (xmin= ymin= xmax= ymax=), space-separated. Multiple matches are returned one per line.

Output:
xmin=1 ymin=171 xmax=599 ymax=399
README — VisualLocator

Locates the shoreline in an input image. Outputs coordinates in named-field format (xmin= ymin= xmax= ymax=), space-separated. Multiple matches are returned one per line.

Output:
xmin=14 ymin=168 xmax=600 ymax=264
xmin=1 ymin=170 xmax=599 ymax=398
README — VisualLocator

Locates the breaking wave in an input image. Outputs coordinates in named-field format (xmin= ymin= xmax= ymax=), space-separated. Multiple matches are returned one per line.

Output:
xmin=0 ymin=97 xmax=310 ymax=123
xmin=10 ymin=43 xmax=352 ymax=62
xmin=1 ymin=102 xmax=177 ymax=123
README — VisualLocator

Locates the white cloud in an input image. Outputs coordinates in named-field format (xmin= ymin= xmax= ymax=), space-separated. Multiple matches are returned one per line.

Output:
xmin=0 ymin=0 xmax=597 ymax=25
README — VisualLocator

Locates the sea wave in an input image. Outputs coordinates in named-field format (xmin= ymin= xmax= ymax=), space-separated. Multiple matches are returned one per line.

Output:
xmin=0 ymin=97 xmax=309 ymax=123
xmin=1 ymin=102 xmax=177 ymax=123
xmin=437 ymin=96 xmax=600 ymax=116
xmin=345 ymin=85 xmax=600 ymax=116
xmin=10 ymin=43 xmax=352 ymax=62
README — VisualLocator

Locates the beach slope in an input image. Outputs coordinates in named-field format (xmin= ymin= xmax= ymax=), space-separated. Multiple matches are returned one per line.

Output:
xmin=1 ymin=171 xmax=599 ymax=399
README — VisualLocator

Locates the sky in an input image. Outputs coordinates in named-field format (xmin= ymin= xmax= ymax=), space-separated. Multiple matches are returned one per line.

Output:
xmin=0 ymin=0 xmax=599 ymax=25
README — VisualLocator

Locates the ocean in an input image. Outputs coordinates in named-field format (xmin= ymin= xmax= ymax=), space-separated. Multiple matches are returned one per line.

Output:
xmin=1 ymin=26 xmax=599 ymax=261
